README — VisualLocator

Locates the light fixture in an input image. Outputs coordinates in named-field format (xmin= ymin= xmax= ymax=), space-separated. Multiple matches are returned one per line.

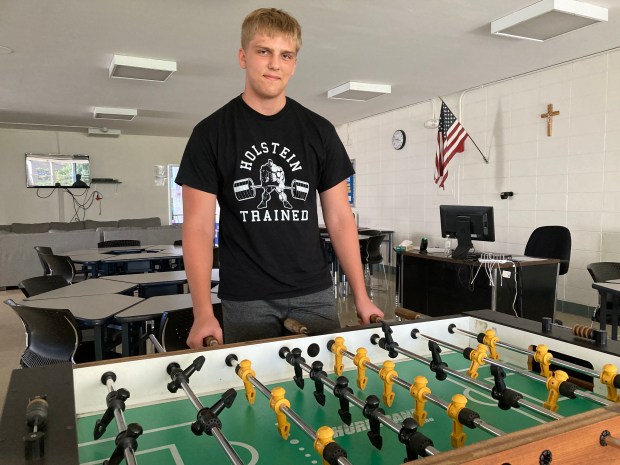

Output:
xmin=93 ymin=107 xmax=137 ymax=121
xmin=88 ymin=127 xmax=121 ymax=137
xmin=491 ymin=0 xmax=608 ymax=42
xmin=109 ymin=54 xmax=177 ymax=82
xmin=327 ymin=81 xmax=391 ymax=101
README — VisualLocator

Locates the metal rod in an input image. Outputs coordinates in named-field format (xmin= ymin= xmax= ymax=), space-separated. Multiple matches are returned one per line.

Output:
xmin=229 ymin=358 xmax=352 ymax=465
xmin=148 ymin=333 xmax=165 ymax=353
xmin=452 ymin=326 xmax=600 ymax=378
xmin=105 ymin=377 xmax=137 ymax=465
xmin=418 ymin=332 xmax=612 ymax=407
xmin=384 ymin=341 xmax=563 ymax=421
xmin=340 ymin=349 xmax=502 ymax=436
xmin=212 ymin=428 xmax=245 ymax=465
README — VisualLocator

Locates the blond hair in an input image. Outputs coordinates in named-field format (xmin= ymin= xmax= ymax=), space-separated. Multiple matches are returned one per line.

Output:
xmin=241 ymin=8 xmax=302 ymax=52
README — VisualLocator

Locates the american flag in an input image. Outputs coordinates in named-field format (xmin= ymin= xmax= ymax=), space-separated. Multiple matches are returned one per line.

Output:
xmin=434 ymin=101 xmax=469 ymax=189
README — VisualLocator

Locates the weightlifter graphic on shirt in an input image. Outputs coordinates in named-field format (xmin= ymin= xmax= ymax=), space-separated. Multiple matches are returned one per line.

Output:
xmin=233 ymin=159 xmax=309 ymax=211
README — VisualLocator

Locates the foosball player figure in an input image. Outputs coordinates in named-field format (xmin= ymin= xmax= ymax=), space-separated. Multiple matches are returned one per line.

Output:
xmin=464 ymin=344 xmax=488 ymax=379
xmin=410 ymin=375 xmax=431 ymax=426
xmin=447 ymin=393 xmax=479 ymax=449
xmin=544 ymin=369 xmax=577 ymax=412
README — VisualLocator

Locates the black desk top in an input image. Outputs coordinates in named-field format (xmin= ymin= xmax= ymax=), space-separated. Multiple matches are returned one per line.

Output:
xmin=404 ymin=250 xmax=560 ymax=267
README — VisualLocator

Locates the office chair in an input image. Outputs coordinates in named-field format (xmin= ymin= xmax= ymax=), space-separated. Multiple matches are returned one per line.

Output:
xmin=524 ymin=226 xmax=571 ymax=275
xmin=4 ymin=299 xmax=93 ymax=367
xmin=159 ymin=303 xmax=223 ymax=351
xmin=18 ymin=275 xmax=71 ymax=298
xmin=34 ymin=246 xmax=53 ymax=276
xmin=587 ymin=262 xmax=620 ymax=323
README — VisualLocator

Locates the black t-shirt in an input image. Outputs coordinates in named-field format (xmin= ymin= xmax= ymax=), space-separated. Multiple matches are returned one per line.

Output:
xmin=176 ymin=95 xmax=354 ymax=300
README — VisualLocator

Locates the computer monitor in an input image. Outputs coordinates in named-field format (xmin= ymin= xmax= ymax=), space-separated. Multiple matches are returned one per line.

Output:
xmin=439 ymin=205 xmax=495 ymax=259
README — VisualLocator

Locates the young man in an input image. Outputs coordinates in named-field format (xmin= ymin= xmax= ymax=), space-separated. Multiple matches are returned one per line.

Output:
xmin=176 ymin=8 xmax=383 ymax=347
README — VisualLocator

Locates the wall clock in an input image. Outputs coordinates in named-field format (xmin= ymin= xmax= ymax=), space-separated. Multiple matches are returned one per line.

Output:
xmin=392 ymin=129 xmax=406 ymax=150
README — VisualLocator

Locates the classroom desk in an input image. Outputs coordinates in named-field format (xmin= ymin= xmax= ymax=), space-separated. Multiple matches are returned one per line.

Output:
xmin=23 ymin=278 xmax=137 ymax=300
xmin=114 ymin=293 xmax=222 ymax=356
xmin=20 ymin=294 xmax=143 ymax=360
xmin=101 ymin=270 xmax=188 ymax=297
xmin=592 ymin=282 xmax=620 ymax=340
xmin=400 ymin=251 xmax=560 ymax=321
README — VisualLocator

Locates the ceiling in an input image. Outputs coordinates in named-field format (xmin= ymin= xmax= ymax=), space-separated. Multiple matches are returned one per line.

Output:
xmin=1 ymin=0 xmax=619 ymax=138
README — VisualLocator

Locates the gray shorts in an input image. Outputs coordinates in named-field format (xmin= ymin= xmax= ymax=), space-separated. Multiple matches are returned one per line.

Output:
xmin=221 ymin=287 xmax=338 ymax=343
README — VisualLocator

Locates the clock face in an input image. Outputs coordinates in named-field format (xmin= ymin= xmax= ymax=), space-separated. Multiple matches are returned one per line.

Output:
xmin=392 ymin=130 xmax=406 ymax=150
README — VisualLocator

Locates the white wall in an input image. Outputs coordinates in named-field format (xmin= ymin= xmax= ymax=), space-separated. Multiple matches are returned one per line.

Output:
xmin=337 ymin=49 xmax=620 ymax=309
xmin=0 ymin=128 xmax=187 ymax=224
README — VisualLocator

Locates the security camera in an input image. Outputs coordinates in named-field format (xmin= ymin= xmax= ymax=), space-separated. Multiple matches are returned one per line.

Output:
xmin=500 ymin=191 xmax=514 ymax=200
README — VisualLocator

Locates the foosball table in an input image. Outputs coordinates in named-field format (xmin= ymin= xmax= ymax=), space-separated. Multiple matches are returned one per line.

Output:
xmin=3 ymin=309 xmax=620 ymax=465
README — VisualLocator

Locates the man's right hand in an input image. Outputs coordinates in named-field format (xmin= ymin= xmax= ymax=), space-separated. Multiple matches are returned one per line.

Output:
xmin=186 ymin=314 xmax=223 ymax=348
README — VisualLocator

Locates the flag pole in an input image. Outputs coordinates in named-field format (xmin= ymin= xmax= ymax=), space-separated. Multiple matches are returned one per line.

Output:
xmin=439 ymin=98 xmax=489 ymax=164
xmin=467 ymin=134 xmax=489 ymax=164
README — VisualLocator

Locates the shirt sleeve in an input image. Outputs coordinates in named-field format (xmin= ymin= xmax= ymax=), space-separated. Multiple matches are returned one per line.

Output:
xmin=316 ymin=124 xmax=355 ymax=193
xmin=175 ymin=126 xmax=219 ymax=195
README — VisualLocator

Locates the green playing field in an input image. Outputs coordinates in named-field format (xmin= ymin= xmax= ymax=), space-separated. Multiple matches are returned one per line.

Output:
xmin=76 ymin=352 xmax=599 ymax=465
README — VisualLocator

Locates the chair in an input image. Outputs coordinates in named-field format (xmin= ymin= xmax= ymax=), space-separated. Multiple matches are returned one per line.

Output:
xmin=587 ymin=262 xmax=620 ymax=323
xmin=18 ymin=275 xmax=71 ymax=298
xmin=524 ymin=226 xmax=571 ymax=275
xmin=173 ymin=240 xmax=182 ymax=246
xmin=34 ymin=246 xmax=53 ymax=276
xmin=159 ymin=303 xmax=223 ymax=351
xmin=4 ymin=299 xmax=93 ymax=367
xmin=362 ymin=234 xmax=387 ymax=296
xmin=40 ymin=253 xmax=78 ymax=283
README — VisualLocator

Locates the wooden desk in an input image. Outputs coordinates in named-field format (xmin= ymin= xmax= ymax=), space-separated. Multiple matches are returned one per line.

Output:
xmin=400 ymin=251 xmax=559 ymax=321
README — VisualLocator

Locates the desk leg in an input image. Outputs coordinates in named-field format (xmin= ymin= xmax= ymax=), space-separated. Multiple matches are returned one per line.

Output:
xmin=491 ymin=268 xmax=498 ymax=312
xmin=122 ymin=323 xmax=131 ymax=356
xmin=612 ymin=295 xmax=619 ymax=341
xmin=94 ymin=325 xmax=104 ymax=361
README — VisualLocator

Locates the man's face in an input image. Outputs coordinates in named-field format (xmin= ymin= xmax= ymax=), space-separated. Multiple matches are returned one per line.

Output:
xmin=238 ymin=33 xmax=298 ymax=103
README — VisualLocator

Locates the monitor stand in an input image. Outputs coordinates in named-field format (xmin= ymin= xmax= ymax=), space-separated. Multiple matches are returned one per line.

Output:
xmin=451 ymin=217 xmax=473 ymax=260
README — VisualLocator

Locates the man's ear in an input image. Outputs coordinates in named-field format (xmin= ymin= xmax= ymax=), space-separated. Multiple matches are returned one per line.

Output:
xmin=238 ymin=48 xmax=247 ymax=69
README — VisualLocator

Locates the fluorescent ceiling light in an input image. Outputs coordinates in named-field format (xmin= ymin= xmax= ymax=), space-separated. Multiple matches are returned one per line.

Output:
xmin=109 ymin=54 xmax=177 ymax=82
xmin=88 ymin=128 xmax=121 ymax=137
xmin=327 ymin=81 xmax=391 ymax=101
xmin=491 ymin=0 xmax=608 ymax=41
xmin=93 ymin=107 xmax=137 ymax=121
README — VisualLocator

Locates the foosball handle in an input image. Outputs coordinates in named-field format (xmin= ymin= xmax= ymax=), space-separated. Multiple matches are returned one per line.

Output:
xmin=395 ymin=307 xmax=426 ymax=320
xmin=284 ymin=318 xmax=308 ymax=335
xmin=369 ymin=314 xmax=382 ymax=324
xmin=203 ymin=336 xmax=219 ymax=347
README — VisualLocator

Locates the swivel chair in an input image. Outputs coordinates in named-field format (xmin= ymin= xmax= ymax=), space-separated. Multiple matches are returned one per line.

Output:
xmin=587 ymin=262 xmax=620 ymax=323
xmin=4 ymin=299 xmax=94 ymax=367
xmin=524 ymin=226 xmax=571 ymax=275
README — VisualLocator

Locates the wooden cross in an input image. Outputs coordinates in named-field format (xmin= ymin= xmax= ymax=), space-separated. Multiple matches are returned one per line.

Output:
xmin=541 ymin=103 xmax=560 ymax=137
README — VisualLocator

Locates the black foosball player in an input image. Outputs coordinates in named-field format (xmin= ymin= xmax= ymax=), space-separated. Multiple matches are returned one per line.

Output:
xmin=175 ymin=7 xmax=384 ymax=349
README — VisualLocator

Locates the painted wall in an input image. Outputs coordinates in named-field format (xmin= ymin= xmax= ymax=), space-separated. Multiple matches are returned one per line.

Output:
xmin=0 ymin=128 xmax=187 ymax=224
xmin=337 ymin=50 xmax=620 ymax=310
